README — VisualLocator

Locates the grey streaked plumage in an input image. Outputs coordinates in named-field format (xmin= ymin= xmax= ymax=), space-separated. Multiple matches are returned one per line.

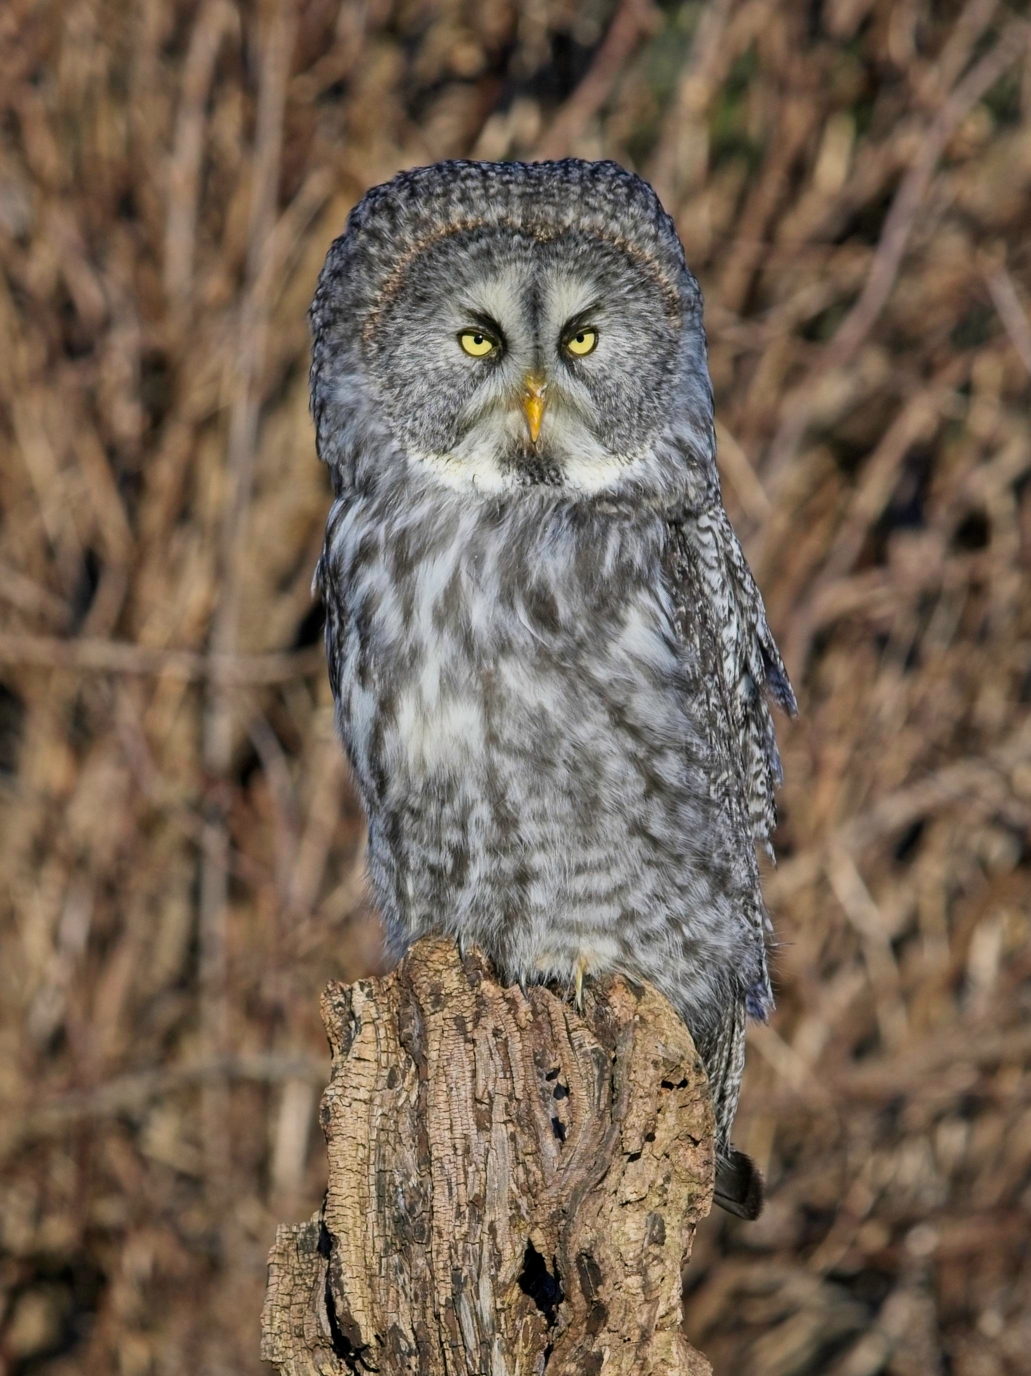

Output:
xmin=310 ymin=159 xmax=795 ymax=1218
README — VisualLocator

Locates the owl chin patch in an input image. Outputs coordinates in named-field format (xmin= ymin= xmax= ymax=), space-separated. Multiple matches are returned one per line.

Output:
xmin=503 ymin=450 xmax=564 ymax=487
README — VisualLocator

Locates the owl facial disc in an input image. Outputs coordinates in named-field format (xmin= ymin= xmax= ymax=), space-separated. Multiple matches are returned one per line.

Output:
xmin=365 ymin=226 xmax=682 ymax=494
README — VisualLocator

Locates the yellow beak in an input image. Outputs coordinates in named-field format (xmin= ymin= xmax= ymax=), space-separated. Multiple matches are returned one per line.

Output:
xmin=521 ymin=373 xmax=547 ymax=444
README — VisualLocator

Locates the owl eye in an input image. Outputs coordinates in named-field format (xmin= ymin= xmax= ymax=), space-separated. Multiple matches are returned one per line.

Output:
xmin=564 ymin=328 xmax=598 ymax=357
xmin=459 ymin=330 xmax=498 ymax=358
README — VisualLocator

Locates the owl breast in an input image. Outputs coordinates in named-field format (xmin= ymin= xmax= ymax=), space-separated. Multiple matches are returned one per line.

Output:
xmin=321 ymin=483 xmax=762 ymax=1036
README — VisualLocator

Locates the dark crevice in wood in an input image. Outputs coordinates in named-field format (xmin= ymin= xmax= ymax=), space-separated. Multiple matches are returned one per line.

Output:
xmin=518 ymin=1241 xmax=564 ymax=1328
xmin=318 ymin=1219 xmax=377 ymax=1373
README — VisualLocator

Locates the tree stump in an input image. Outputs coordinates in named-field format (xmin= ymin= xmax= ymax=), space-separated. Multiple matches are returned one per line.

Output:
xmin=261 ymin=936 xmax=714 ymax=1375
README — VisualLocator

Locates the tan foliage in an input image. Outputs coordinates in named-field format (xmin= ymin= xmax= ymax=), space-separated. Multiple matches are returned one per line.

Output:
xmin=1 ymin=0 xmax=1030 ymax=1372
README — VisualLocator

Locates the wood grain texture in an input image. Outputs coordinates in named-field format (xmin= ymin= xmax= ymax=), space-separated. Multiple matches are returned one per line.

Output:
xmin=261 ymin=936 xmax=714 ymax=1375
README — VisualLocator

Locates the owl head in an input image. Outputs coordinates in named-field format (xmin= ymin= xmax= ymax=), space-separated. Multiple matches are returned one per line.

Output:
xmin=310 ymin=160 xmax=715 ymax=504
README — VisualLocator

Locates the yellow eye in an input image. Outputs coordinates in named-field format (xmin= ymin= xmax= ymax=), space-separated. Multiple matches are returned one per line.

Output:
xmin=565 ymin=328 xmax=597 ymax=357
xmin=459 ymin=330 xmax=496 ymax=357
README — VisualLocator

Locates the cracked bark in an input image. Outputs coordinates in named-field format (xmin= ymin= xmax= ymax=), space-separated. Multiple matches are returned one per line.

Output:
xmin=261 ymin=936 xmax=714 ymax=1375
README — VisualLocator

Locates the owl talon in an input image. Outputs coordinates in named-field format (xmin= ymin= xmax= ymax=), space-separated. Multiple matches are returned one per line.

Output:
xmin=573 ymin=956 xmax=587 ymax=1012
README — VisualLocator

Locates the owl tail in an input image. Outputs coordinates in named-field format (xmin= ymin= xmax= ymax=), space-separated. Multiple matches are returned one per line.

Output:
xmin=693 ymin=1000 xmax=766 ymax=1219
xmin=715 ymin=1147 xmax=765 ymax=1220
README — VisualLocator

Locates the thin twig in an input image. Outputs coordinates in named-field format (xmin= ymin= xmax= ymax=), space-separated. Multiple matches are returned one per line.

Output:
xmin=533 ymin=0 xmax=657 ymax=160
xmin=0 ymin=632 xmax=323 ymax=681
xmin=647 ymin=0 xmax=736 ymax=208
xmin=164 ymin=0 xmax=240 ymax=314
xmin=984 ymin=262 xmax=1031 ymax=376
xmin=2 ymin=1054 xmax=327 ymax=1153
xmin=0 ymin=563 xmax=70 ymax=626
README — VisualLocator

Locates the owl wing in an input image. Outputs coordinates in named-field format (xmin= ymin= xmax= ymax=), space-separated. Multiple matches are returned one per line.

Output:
xmin=666 ymin=501 xmax=795 ymax=859
xmin=312 ymin=497 xmax=367 ymax=803
xmin=313 ymin=539 xmax=344 ymax=705
xmin=662 ymin=495 xmax=795 ymax=1019
xmin=663 ymin=501 xmax=793 ymax=1218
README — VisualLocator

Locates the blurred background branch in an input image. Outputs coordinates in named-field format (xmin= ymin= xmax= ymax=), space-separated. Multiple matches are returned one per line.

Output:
xmin=1 ymin=1 xmax=1030 ymax=1372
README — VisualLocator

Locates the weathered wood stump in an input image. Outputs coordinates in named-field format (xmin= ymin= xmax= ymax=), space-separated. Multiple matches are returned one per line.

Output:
xmin=261 ymin=937 xmax=714 ymax=1375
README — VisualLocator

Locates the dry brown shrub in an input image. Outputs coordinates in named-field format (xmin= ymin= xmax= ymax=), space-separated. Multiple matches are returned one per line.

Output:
xmin=1 ymin=1 xmax=1029 ymax=1372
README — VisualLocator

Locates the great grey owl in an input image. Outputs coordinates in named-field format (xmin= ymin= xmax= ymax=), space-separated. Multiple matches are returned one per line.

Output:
xmin=310 ymin=159 xmax=795 ymax=1219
